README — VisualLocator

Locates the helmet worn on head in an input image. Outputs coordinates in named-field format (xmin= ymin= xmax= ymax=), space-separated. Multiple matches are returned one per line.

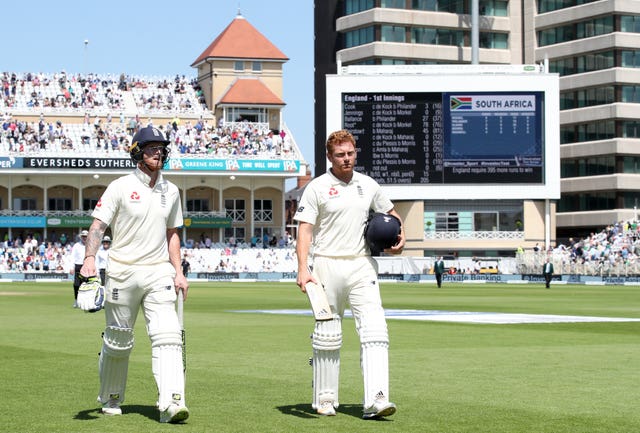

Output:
xmin=130 ymin=126 xmax=170 ymax=164
xmin=365 ymin=212 xmax=401 ymax=256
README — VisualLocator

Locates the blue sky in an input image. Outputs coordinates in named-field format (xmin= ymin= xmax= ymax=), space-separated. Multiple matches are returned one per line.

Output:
xmin=3 ymin=0 xmax=315 ymax=173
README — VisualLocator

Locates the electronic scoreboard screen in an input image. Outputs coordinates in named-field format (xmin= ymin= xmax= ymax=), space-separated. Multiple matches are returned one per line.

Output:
xmin=342 ymin=91 xmax=544 ymax=185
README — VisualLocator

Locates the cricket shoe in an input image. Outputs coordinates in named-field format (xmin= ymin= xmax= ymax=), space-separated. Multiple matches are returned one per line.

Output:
xmin=316 ymin=400 xmax=336 ymax=416
xmin=160 ymin=404 xmax=189 ymax=423
xmin=101 ymin=399 xmax=122 ymax=416
xmin=363 ymin=401 xmax=396 ymax=420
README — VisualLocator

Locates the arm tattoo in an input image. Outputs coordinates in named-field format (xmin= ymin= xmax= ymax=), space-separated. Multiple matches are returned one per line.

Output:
xmin=86 ymin=221 xmax=108 ymax=256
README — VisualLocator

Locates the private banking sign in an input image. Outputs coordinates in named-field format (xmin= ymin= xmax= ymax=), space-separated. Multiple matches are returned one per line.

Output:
xmin=0 ymin=157 xmax=301 ymax=173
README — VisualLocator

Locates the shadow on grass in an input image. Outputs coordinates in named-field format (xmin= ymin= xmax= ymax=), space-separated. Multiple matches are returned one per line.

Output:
xmin=277 ymin=403 xmax=392 ymax=421
xmin=74 ymin=404 xmax=159 ymax=422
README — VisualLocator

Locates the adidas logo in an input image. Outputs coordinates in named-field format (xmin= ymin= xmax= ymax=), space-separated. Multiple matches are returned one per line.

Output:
xmin=375 ymin=390 xmax=386 ymax=401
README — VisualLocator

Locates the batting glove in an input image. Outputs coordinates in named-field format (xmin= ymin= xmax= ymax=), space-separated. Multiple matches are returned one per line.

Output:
xmin=77 ymin=276 xmax=105 ymax=313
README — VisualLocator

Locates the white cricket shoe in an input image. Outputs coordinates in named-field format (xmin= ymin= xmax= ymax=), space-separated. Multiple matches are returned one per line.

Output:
xmin=316 ymin=400 xmax=336 ymax=416
xmin=101 ymin=400 xmax=122 ymax=416
xmin=160 ymin=404 xmax=189 ymax=423
xmin=363 ymin=401 xmax=396 ymax=420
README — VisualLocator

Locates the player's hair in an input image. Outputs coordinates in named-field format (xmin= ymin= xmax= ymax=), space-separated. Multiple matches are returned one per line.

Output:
xmin=326 ymin=129 xmax=356 ymax=154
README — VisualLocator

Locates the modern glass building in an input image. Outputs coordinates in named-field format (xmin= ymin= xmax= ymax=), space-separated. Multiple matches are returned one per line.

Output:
xmin=314 ymin=0 xmax=640 ymax=251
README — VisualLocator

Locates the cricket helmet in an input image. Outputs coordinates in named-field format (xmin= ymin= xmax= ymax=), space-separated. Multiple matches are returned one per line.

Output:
xmin=129 ymin=126 xmax=170 ymax=164
xmin=365 ymin=212 xmax=401 ymax=256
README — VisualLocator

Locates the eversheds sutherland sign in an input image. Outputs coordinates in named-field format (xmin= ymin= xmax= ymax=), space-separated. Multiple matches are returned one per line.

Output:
xmin=0 ymin=157 xmax=301 ymax=173
xmin=23 ymin=157 xmax=136 ymax=169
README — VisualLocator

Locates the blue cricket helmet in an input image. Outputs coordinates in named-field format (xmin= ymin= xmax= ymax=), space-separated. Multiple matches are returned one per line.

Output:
xmin=129 ymin=126 xmax=170 ymax=164
xmin=365 ymin=212 xmax=401 ymax=256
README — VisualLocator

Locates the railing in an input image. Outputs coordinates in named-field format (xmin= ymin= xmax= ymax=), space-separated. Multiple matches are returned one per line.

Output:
xmin=0 ymin=210 xmax=92 ymax=217
xmin=424 ymin=230 xmax=525 ymax=240
xmin=0 ymin=210 xmax=227 ymax=218
xmin=253 ymin=209 xmax=273 ymax=222
xmin=226 ymin=209 xmax=245 ymax=222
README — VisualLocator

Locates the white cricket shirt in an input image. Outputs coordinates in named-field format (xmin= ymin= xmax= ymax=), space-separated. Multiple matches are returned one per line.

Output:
xmin=71 ymin=241 xmax=86 ymax=265
xmin=294 ymin=170 xmax=393 ymax=257
xmin=92 ymin=167 xmax=183 ymax=266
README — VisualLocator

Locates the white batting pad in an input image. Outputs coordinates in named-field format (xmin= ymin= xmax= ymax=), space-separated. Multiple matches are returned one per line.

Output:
xmin=152 ymin=345 xmax=185 ymax=410
xmin=150 ymin=330 xmax=185 ymax=411
xmin=98 ymin=326 xmax=134 ymax=405
xmin=357 ymin=307 xmax=390 ymax=408
xmin=311 ymin=316 xmax=342 ymax=409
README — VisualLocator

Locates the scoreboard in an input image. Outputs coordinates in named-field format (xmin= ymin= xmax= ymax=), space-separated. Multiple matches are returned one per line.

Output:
xmin=326 ymin=66 xmax=559 ymax=200
xmin=343 ymin=91 xmax=543 ymax=184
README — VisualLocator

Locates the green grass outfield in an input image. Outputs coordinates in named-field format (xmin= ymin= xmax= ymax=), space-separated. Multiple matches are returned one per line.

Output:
xmin=2 ymin=281 xmax=640 ymax=433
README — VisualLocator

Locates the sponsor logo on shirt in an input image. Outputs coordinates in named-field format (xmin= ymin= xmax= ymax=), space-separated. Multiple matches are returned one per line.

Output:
xmin=328 ymin=187 xmax=338 ymax=197
xmin=130 ymin=191 xmax=141 ymax=202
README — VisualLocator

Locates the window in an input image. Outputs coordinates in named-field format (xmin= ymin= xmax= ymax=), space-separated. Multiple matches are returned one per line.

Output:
xmin=187 ymin=199 xmax=210 ymax=212
xmin=438 ymin=0 xmax=465 ymax=13
xmin=558 ymin=192 xmax=615 ymax=212
xmin=622 ymin=85 xmax=640 ymax=103
xmin=481 ymin=0 xmax=508 ymax=17
xmin=48 ymin=198 xmax=72 ymax=211
xmin=498 ymin=211 xmax=522 ymax=231
xmin=234 ymin=61 xmax=244 ymax=72
xmin=623 ymin=157 xmax=640 ymax=174
xmin=381 ymin=25 xmax=406 ymax=43
xmin=550 ymin=51 xmax=614 ymax=76
xmin=474 ymin=212 xmax=497 ymax=231
xmin=479 ymin=32 xmax=508 ymax=49
xmin=622 ymin=121 xmax=640 ymax=138
xmin=225 ymin=199 xmax=245 ymax=222
xmin=253 ymin=199 xmax=273 ymax=222
xmin=82 ymin=198 xmax=99 ymax=211
xmin=539 ymin=15 xmax=613 ymax=47
xmin=435 ymin=212 xmax=458 ymax=231
xmin=621 ymin=50 xmax=640 ymax=68
xmin=253 ymin=227 xmax=271 ymax=244
xmin=539 ymin=0 xmax=598 ymax=14
xmin=13 ymin=198 xmax=36 ymax=211
xmin=621 ymin=15 xmax=640 ymax=33
xmin=345 ymin=26 xmax=375 ymax=48
xmin=412 ymin=28 xmax=436 ymax=44
xmin=252 ymin=61 xmax=262 ymax=73
xmin=224 ymin=227 xmax=245 ymax=244
xmin=225 ymin=107 xmax=268 ymax=124
xmin=345 ymin=0 xmax=374 ymax=14
xmin=413 ymin=0 xmax=437 ymax=10
xmin=381 ymin=0 xmax=405 ymax=8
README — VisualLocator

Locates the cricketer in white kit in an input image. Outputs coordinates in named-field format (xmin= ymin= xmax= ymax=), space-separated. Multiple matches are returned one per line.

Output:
xmin=79 ymin=126 xmax=189 ymax=423
xmin=295 ymin=129 xmax=405 ymax=419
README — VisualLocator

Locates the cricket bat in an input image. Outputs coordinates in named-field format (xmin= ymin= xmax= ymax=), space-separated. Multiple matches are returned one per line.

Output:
xmin=304 ymin=281 xmax=332 ymax=321
xmin=177 ymin=290 xmax=186 ymax=378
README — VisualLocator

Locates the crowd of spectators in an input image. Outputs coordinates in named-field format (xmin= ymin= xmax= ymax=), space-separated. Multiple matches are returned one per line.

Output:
xmin=0 ymin=71 xmax=297 ymax=159
xmin=0 ymin=231 xmax=298 ymax=274
xmin=4 ymin=219 xmax=640 ymax=277
xmin=1 ymin=71 xmax=205 ymax=114
xmin=0 ymin=112 xmax=295 ymax=159
xmin=517 ymin=219 xmax=640 ymax=276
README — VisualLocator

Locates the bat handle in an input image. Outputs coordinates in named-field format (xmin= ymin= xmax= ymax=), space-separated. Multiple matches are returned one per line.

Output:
xmin=177 ymin=289 xmax=184 ymax=328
